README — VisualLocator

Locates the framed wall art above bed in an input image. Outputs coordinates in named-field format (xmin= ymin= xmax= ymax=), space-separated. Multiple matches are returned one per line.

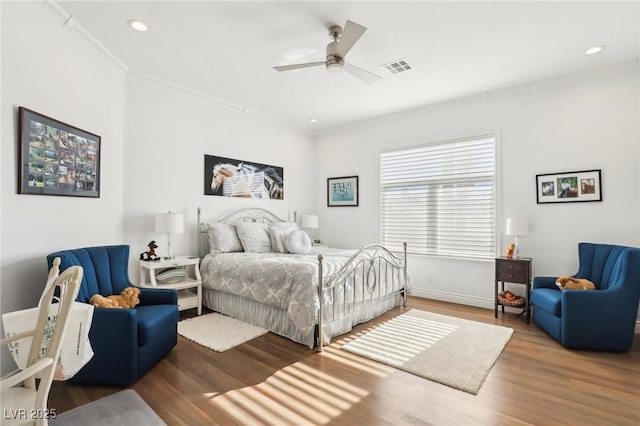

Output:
xmin=204 ymin=154 xmax=284 ymax=199
xmin=18 ymin=107 xmax=101 ymax=198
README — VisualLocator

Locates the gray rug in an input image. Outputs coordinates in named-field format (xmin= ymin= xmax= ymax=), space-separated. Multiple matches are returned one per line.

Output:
xmin=50 ymin=389 xmax=165 ymax=426
xmin=342 ymin=309 xmax=513 ymax=394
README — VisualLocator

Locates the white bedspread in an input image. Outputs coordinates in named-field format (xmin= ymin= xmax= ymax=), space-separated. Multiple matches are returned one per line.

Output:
xmin=199 ymin=249 xmax=358 ymax=335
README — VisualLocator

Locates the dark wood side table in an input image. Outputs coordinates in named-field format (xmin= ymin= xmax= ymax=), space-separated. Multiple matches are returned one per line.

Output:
xmin=495 ymin=257 xmax=532 ymax=323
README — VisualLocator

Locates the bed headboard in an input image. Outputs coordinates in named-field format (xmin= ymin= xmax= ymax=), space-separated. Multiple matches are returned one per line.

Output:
xmin=197 ymin=207 xmax=289 ymax=258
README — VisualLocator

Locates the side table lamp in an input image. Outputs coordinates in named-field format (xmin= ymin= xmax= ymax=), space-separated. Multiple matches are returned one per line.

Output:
xmin=506 ymin=217 xmax=529 ymax=259
xmin=155 ymin=211 xmax=184 ymax=260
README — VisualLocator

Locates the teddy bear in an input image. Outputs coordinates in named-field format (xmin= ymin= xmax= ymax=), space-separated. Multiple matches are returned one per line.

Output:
xmin=505 ymin=243 xmax=515 ymax=259
xmin=89 ymin=287 xmax=141 ymax=309
xmin=555 ymin=276 xmax=596 ymax=290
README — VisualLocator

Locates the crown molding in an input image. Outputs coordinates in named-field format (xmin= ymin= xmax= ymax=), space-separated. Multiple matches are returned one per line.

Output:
xmin=39 ymin=0 xmax=127 ymax=72
xmin=38 ymin=0 xmax=310 ymax=134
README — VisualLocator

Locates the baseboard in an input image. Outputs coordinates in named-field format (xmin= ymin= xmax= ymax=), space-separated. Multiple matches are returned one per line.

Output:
xmin=410 ymin=288 xmax=494 ymax=310
xmin=410 ymin=288 xmax=640 ymax=335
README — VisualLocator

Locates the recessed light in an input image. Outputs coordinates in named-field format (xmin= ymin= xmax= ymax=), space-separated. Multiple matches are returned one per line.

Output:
xmin=585 ymin=45 xmax=605 ymax=55
xmin=308 ymin=118 xmax=319 ymax=123
xmin=128 ymin=20 xmax=148 ymax=32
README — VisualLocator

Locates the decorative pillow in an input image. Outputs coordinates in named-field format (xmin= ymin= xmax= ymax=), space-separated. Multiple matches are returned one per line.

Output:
xmin=155 ymin=268 xmax=187 ymax=284
xmin=285 ymin=230 xmax=312 ymax=254
xmin=236 ymin=221 xmax=273 ymax=252
xmin=268 ymin=223 xmax=299 ymax=253
xmin=206 ymin=221 xmax=243 ymax=254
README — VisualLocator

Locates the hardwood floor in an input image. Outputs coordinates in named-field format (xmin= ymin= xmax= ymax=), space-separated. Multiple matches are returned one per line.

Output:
xmin=49 ymin=297 xmax=640 ymax=425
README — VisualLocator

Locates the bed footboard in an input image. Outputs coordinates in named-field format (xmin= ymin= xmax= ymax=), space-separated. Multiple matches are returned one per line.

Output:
xmin=316 ymin=242 xmax=408 ymax=350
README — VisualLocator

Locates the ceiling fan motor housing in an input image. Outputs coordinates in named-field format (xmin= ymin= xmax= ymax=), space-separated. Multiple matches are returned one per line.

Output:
xmin=326 ymin=40 xmax=344 ymax=72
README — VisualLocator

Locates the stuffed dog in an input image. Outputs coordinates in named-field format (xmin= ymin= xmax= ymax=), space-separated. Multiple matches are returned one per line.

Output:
xmin=90 ymin=287 xmax=141 ymax=308
xmin=89 ymin=294 xmax=119 ymax=308
xmin=556 ymin=276 xmax=596 ymax=290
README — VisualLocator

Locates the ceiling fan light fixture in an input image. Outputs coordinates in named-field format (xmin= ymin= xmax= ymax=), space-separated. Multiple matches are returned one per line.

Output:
xmin=326 ymin=62 xmax=343 ymax=74
xmin=128 ymin=20 xmax=148 ymax=32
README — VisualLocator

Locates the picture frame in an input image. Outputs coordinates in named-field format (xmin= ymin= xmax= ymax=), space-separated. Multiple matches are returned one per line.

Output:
xmin=18 ymin=107 xmax=101 ymax=198
xmin=327 ymin=175 xmax=359 ymax=207
xmin=312 ymin=238 xmax=323 ymax=246
xmin=536 ymin=169 xmax=602 ymax=204
xmin=204 ymin=154 xmax=284 ymax=199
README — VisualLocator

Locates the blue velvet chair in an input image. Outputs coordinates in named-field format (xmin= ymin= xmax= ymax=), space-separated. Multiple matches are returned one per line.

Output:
xmin=47 ymin=245 xmax=179 ymax=385
xmin=530 ymin=242 xmax=640 ymax=351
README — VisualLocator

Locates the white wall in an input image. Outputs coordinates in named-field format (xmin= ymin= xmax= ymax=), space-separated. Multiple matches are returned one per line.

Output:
xmin=122 ymin=75 xmax=315 ymax=282
xmin=1 ymin=2 xmax=126 ymax=374
xmin=314 ymin=68 xmax=640 ymax=310
xmin=0 ymin=2 xmax=315 ymax=376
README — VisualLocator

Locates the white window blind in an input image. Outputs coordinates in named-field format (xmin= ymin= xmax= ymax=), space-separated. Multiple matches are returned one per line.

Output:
xmin=380 ymin=135 xmax=496 ymax=259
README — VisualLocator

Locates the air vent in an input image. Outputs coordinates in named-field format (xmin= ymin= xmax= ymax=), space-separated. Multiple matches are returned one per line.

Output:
xmin=381 ymin=59 xmax=413 ymax=75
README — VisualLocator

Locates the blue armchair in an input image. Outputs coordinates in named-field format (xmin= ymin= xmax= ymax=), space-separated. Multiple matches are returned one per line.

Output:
xmin=47 ymin=245 xmax=179 ymax=385
xmin=530 ymin=242 xmax=640 ymax=351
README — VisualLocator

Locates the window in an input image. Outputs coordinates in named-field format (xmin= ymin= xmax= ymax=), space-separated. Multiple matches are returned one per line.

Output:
xmin=380 ymin=135 xmax=496 ymax=259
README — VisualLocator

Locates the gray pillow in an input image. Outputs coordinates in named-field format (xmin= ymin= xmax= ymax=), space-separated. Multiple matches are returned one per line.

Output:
xmin=285 ymin=230 xmax=312 ymax=254
xmin=236 ymin=221 xmax=273 ymax=252
xmin=206 ymin=221 xmax=243 ymax=254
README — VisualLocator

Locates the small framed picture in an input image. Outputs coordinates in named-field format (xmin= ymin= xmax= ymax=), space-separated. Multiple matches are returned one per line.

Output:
xmin=536 ymin=169 xmax=602 ymax=204
xmin=312 ymin=238 xmax=323 ymax=246
xmin=327 ymin=175 xmax=359 ymax=207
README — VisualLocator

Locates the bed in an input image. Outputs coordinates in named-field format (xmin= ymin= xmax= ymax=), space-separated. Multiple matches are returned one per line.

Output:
xmin=197 ymin=207 xmax=408 ymax=350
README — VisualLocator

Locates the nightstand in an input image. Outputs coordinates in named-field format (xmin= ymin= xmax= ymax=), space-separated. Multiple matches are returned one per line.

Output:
xmin=139 ymin=256 xmax=202 ymax=315
xmin=495 ymin=257 xmax=532 ymax=323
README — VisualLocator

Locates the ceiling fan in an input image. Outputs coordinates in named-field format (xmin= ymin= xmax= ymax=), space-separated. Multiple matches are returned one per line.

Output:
xmin=273 ymin=20 xmax=381 ymax=84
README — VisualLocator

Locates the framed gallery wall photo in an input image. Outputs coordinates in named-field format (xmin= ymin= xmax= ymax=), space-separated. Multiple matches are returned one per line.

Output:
xmin=536 ymin=169 xmax=601 ymax=204
xmin=327 ymin=175 xmax=359 ymax=207
xmin=18 ymin=107 xmax=101 ymax=198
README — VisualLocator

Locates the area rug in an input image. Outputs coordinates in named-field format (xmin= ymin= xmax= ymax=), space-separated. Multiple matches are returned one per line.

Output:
xmin=342 ymin=309 xmax=513 ymax=394
xmin=50 ymin=389 xmax=165 ymax=426
xmin=178 ymin=312 xmax=269 ymax=352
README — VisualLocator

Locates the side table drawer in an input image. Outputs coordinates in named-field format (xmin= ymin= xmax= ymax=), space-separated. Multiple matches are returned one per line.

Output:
xmin=496 ymin=259 xmax=530 ymax=284
xmin=497 ymin=269 xmax=527 ymax=282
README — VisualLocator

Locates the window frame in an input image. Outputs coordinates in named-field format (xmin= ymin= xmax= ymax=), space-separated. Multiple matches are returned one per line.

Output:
xmin=379 ymin=133 xmax=500 ymax=260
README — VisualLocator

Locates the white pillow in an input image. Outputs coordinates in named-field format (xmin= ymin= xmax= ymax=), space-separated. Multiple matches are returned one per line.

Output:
xmin=236 ymin=221 xmax=273 ymax=252
xmin=285 ymin=230 xmax=312 ymax=254
xmin=206 ymin=221 xmax=243 ymax=254
xmin=268 ymin=223 xmax=299 ymax=253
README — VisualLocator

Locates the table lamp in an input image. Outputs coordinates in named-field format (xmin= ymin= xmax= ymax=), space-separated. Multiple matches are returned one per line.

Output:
xmin=155 ymin=211 xmax=184 ymax=260
xmin=506 ymin=217 xmax=529 ymax=259
xmin=301 ymin=214 xmax=318 ymax=240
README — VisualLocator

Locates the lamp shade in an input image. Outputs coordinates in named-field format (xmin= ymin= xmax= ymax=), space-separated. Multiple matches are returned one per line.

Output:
xmin=301 ymin=215 xmax=319 ymax=229
xmin=506 ymin=218 xmax=529 ymax=236
xmin=155 ymin=212 xmax=184 ymax=234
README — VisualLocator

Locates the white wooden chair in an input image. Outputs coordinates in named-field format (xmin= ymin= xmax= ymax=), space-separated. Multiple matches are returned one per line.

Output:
xmin=1 ymin=258 xmax=83 ymax=426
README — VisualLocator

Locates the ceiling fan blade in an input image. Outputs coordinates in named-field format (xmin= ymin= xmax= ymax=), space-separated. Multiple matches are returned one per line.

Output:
xmin=273 ymin=62 xmax=325 ymax=72
xmin=334 ymin=20 xmax=367 ymax=59
xmin=344 ymin=63 xmax=381 ymax=84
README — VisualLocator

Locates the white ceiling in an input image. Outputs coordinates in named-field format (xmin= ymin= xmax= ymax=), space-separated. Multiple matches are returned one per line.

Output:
xmin=57 ymin=1 xmax=639 ymax=132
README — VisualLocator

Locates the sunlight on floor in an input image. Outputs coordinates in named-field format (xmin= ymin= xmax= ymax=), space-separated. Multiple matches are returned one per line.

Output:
xmin=342 ymin=315 xmax=458 ymax=365
xmin=203 ymin=360 xmax=371 ymax=425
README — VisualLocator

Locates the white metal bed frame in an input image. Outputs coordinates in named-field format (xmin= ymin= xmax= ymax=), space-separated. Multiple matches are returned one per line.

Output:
xmin=197 ymin=207 xmax=408 ymax=350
